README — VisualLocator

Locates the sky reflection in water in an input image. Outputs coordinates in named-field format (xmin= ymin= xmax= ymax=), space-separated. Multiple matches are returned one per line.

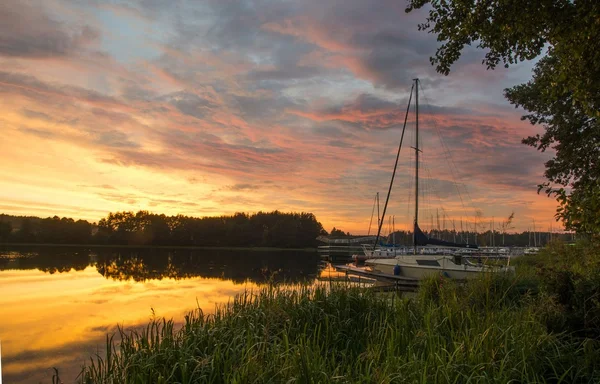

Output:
xmin=0 ymin=246 xmax=323 ymax=383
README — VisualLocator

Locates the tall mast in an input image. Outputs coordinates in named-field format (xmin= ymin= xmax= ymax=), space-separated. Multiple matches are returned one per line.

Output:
xmin=452 ymin=219 xmax=456 ymax=242
xmin=376 ymin=192 xmax=380 ymax=230
xmin=413 ymin=78 xmax=419 ymax=253
xmin=372 ymin=83 xmax=414 ymax=250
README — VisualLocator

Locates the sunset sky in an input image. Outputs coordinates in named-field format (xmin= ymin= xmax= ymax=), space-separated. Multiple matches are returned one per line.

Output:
xmin=0 ymin=0 xmax=560 ymax=233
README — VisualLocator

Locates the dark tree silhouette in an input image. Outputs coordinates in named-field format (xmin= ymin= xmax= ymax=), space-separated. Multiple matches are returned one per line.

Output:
xmin=406 ymin=0 xmax=600 ymax=237
xmin=0 ymin=220 xmax=11 ymax=242
xmin=93 ymin=210 xmax=326 ymax=247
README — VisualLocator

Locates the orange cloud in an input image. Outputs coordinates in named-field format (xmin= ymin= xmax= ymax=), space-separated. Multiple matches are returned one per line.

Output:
xmin=0 ymin=0 xmax=560 ymax=234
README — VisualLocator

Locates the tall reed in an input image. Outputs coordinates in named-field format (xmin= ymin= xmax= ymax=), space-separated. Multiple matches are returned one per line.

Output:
xmin=81 ymin=275 xmax=599 ymax=383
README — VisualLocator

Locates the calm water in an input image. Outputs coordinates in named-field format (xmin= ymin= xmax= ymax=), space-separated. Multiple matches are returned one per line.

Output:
xmin=0 ymin=246 xmax=327 ymax=383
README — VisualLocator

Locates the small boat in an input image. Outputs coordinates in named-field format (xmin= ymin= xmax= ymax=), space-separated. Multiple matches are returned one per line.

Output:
xmin=364 ymin=79 xmax=513 ymax=279
xmin=352 ymin=244 xmax=408 ymax=262
xmin=523 ymin=247 xmax=540 ymax=255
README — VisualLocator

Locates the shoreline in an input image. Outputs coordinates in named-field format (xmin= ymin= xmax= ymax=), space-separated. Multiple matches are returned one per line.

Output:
xmin=0 ymin=243 xmax=318 ymax=252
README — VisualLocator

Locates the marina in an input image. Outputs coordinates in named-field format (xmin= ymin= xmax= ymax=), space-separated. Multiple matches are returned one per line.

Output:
xmin=358 ymin=79 xmax=514 ymax=280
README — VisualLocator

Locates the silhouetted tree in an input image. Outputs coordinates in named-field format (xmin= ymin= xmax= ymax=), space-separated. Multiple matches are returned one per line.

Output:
xmin=90 ymin=210 xmax=325 ymax=248
xmin=406 ymin=0 xmax=600 ymax=237
xmin=36 ymin=216 xmax=92 ymax=244
xmin=15 ymin=218 xmax=35 ymax=242
xmin=0 ymin=220 xmax=11 ymax=242
xmin=330 ymin=227 xmax=351 ymax=237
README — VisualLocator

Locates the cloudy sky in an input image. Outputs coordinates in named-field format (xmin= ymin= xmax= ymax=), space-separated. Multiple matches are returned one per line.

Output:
xmin=0 ymin=0 xmax=559 ymax=233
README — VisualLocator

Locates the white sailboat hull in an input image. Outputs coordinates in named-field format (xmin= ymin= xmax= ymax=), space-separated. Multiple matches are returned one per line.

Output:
xmin=365 ymin=255 xmax=514 ymax=280
xmin=360 ymin=244 xmax=411 ymax=258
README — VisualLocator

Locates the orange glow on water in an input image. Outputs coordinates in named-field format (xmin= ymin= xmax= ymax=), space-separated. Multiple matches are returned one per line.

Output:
xmin=0 ymin=268 xmax=259 ymax=381
xmin=0 ymin=247 xmax=323 ymax=383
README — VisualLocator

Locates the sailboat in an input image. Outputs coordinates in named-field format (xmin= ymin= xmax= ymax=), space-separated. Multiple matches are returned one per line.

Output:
xmin=365 ymin=79 xmax=514 ymax=279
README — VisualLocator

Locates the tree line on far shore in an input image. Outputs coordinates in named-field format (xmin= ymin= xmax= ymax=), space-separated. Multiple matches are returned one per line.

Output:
xmin=1 ymin=211 xmax=573 ymax=248
xmin=0 ymin=211 xmax=327 ymax=248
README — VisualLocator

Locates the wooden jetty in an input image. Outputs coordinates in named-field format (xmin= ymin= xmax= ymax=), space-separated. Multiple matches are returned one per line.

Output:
xmin=334 ymin=265 xmax=420 ymax=292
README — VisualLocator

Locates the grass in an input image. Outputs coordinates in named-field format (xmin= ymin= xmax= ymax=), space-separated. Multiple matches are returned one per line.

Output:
xmin=80 ymin=261 xmax=600 ymax=383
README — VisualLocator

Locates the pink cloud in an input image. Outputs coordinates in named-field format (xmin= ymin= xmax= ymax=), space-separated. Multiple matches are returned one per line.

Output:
xmin=0 ymin=0 xmax=560 ymax=232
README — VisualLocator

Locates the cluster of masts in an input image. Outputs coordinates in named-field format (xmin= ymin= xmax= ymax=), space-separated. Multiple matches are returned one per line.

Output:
xmin=367 ymin=195 xmax=570 ymax=247
xmin=367 ymin=78 xmax=572 ymax=255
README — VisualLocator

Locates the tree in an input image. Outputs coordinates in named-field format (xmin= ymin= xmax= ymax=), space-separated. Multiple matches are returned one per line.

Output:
xmin=15 ymin=218 xmax=35 ymax=242
xmin=330 ymin=227 xmax=350 ymax=237
xmin=0 ymin=220 xmax=11 ymax=242
xmin=406 ymin=0 xmax=600 ymax=237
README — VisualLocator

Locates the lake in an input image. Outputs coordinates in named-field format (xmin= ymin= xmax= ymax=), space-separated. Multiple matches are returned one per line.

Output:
xmin=0 ymin=246 xmax=328 ymax=383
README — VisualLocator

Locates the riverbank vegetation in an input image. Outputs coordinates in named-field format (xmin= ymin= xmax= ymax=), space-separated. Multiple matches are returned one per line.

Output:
xmin=79 ymin=240 xmax=599 ymax=383
xmin=0 ymin=210 xmax=326 ymax=248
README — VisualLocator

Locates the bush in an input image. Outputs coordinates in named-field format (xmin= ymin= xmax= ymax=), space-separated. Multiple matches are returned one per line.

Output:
xmin=523 ymin=241 xmax=600 ymax=336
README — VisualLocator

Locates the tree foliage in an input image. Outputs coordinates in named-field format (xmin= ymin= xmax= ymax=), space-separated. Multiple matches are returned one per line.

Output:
xmin=0 ymin=211 xmax=326 ymax=248
xmin=406 ymin=0 xmax=600 ymax=237
xmin=506 ymin=57 xmax=600 ymax=236
xmin=0 ymin=220 xmax=11 ymax=242
xmin=329 ymin=227 xmax=351 ymax=237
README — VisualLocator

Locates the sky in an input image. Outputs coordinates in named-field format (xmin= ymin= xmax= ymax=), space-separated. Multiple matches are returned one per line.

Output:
xmin=0 ymin=0 xmax=560 ymax=234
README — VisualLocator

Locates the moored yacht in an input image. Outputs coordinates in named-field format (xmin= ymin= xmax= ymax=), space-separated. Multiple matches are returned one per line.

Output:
xmin=365 ymin=252 xmax=513 ymax=280
xmin=363 ymin=79 xmax=514 ymax=279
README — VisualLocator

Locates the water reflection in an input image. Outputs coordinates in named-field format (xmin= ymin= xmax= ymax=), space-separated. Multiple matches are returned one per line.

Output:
xmin=0 ymin=246 xmax=323 ymax=384
xmin=0 ymin=246 xmax=322 ymax=283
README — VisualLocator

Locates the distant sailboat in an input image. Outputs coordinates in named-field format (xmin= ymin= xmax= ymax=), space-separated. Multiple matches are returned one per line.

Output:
xmin=365 ymin=79 xmax=513 ymax=279
xmin=524 ymin=220 xmax=540 ymax=254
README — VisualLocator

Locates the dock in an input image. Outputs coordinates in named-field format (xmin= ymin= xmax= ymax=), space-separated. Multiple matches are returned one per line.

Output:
xmin=333 ymin=265 xmax=420 ymax=292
